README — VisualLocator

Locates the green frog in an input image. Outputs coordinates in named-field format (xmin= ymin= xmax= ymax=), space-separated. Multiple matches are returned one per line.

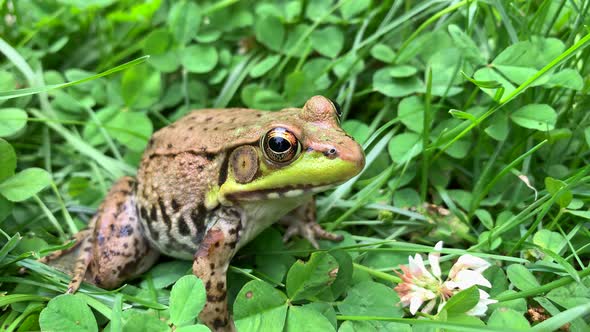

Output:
xmin=42 ymin=96 xmax=365 ymax=331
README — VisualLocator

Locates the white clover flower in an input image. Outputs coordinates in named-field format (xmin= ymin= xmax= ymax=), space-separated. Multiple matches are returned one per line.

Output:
xmin=394 ymin=241 xmax=497 ymax=316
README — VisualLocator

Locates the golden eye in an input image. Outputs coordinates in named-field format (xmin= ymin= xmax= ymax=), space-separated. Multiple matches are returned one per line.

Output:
xmin=261 ymin=127 xmax=300 ymax=164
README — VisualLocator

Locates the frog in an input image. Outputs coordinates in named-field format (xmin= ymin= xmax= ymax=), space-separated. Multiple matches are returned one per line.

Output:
xmin=41 ymin=95 xmax=365 ymax=331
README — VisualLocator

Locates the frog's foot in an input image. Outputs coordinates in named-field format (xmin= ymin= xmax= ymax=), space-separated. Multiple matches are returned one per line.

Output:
xmin=39 ymin=229 xmax=91 ymax=264
xmin=19 ymin=229 xmax=92 ymax=275
xmin=280 ymin=200 xmax=343 ymax=249
xmin=66 ymin=231 xmax=94 ymax=294
xmin=193 ymin=208 xmax=241 ymax=332
xmin=281 ymin=217 xmax=344 ymax=249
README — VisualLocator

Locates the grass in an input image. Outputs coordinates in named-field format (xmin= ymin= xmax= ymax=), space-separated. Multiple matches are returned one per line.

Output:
xmin=1 ymin=0 xmax=590 ymax=331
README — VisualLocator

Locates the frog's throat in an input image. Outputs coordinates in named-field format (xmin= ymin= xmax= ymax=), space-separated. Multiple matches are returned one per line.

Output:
xmin=217 ymin=152 xmax=361 ymax=204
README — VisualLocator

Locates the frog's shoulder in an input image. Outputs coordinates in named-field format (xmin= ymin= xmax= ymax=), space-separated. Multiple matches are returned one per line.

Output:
xmin=145 ymin=108 xmax=269 ymax=157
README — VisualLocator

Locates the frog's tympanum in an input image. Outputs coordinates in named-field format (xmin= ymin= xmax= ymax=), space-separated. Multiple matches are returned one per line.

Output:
xmin=43 ymin=96 xmax=365 ymax=331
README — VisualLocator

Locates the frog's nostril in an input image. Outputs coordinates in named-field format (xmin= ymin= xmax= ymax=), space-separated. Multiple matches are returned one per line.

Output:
xmin=324 ymin=148 xmax=338 ymax=158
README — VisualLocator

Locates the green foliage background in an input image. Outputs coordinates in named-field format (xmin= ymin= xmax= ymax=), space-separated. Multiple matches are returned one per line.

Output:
xmin=1 ymin=0 xmax=590 ymax=331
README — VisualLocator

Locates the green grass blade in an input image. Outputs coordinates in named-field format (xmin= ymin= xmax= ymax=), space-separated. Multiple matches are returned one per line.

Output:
xmin=0 ymin=53 xmax=148 ymax=101
xmin=0 ymin=233 xmax=21 ymax=264
xmin=29 ymin=109 xmax=135 ymax=178
xmin=531 ymin=302 xmax=590 ymax=331
xmin=496 ymin=266 xmax=590 ymax=302
xmin=337 ymin=315 xmax=527 ymax=331
xmin=0 ymin=294 xmax=50 ymax=307
xmin=469 ymin=140 xmax=548 ymax=215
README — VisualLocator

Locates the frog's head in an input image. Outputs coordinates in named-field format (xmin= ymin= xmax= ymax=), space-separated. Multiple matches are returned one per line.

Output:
xmin=218 ymin=95 xmax=365 ymax=204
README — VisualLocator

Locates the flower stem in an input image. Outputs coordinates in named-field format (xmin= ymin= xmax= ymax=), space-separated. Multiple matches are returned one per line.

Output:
xmin=353 ymin=263 xmax=402 ymax=283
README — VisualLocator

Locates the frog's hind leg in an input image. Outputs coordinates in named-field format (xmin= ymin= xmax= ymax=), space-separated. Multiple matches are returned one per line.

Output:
xmin=193 ymin=208 xmax=242 ymax=332
xmin=67 ymin=229 xmax=95 ymax=293
xmin=281 ymin=199 xmax=343 ymax=248
xmin=19 ymin=228 xmax=92 ymax=275
xmin=38 ymin=229 xmax=92 ymax=265
xmin=67 ymin=177 xmax=159 ymax=293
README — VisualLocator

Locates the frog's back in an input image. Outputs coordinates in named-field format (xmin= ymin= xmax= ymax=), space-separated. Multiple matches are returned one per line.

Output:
xmin=145 ymin=108 xmax=268 ymax=156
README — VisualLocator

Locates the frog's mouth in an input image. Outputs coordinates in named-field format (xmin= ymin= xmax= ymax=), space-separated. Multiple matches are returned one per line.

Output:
xmin=219 ymin=151 xmax=363 ymax=204
xmin=224 ymin=183 xmax=336 ymax=201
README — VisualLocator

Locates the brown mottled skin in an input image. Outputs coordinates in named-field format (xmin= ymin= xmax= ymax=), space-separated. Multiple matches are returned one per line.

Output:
xmin=43 ymin=96 xmax=365 ymax=331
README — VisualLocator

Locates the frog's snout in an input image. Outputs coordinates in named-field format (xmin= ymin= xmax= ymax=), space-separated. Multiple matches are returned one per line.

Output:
xmin=337 ymin=138 xmax=366 ymax=175
xmin=313 ymin=136 xmax=365 ymax=178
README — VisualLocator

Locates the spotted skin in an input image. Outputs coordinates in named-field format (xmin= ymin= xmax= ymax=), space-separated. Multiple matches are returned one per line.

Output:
xmin=63 ymin=177 xmax=159 ymax=293
xmin=193 ymin=208 xmax=242 ymax=332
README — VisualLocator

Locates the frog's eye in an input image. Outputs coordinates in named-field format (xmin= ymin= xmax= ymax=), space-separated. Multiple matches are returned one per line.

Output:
xmin=261 ymin=127 xmax=301 ymax=164
xmin=328 ymin=98 xmax=342 ymax=118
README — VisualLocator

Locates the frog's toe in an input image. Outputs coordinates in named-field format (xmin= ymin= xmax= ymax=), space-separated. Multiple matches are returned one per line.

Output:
xmin=281 ymin=217 xmax=343 ymax=249
xmin=66 ymin=236 xmax=93 ymax=294
xmin=282 ymin=218 xmax=319 ymax=248
xmin=20 ymin=229 xmax=92 ymax=276
xmin=309 ymin=223 xmax=344 ymax=242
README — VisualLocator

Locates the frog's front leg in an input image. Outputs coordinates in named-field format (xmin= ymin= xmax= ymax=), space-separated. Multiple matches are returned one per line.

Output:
xmin=281 ymin=199 xmax=343 ymax=248
xmin=66 ymin=177 xmax=159 ymax=293
xmin=193 ymin=208 xmax=242 ymax=332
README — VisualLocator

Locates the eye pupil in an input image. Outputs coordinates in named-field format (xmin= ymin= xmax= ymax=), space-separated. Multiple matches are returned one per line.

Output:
xmin=269 ymin=136 xmax=291 ymax=153
xmin=261 ymin=127 xmax=300 ymax=164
